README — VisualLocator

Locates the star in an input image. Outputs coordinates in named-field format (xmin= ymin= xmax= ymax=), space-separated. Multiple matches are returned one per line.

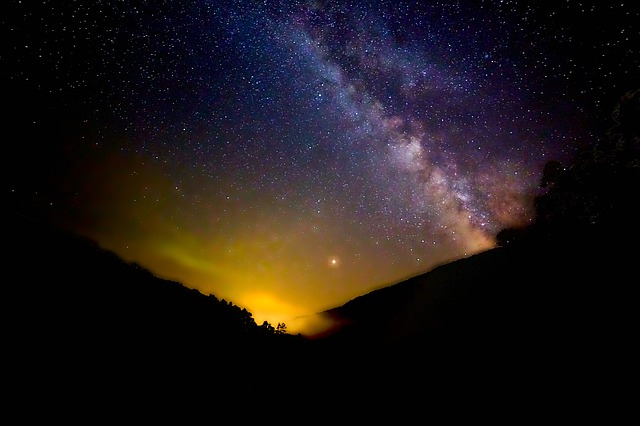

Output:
xmin=6 ymin=0 xmax=637 ymax=334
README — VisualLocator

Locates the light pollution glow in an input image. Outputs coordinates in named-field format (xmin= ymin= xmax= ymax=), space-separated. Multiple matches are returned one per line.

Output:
xmin=8 ymin=1 xmax=633 ymax=335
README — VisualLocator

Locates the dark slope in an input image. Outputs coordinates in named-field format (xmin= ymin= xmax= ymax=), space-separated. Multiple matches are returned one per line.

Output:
xmin=6 ymin=89 xmax=638 ymax=420
xmin=7 ymin=211 xmax=296 ymax=344
xmin=5 ymin=211 xmax=638 ymax=422
xmin=6 ymin=212 xmax=308 ymax=417
xmin=306 ymin=227 xmax=638 ymax=421
xmin=320 ymin=232 xmax=635 ymax=350
xmin=306 ymin=90 xmax=640 ymax=420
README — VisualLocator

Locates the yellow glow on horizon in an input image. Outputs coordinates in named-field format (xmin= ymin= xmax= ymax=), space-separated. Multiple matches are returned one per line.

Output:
xmin=87 ymin=211 xmax=500 ymax=341
xmin=237 ymin=291 xmax=320 ymax=335
xmin=128 ymin=237 xmax=332 ymax=335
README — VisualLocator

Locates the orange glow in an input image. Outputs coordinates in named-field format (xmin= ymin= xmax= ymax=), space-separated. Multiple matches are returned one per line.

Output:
xmin=239 ymin=292 xmax=309 ymax=334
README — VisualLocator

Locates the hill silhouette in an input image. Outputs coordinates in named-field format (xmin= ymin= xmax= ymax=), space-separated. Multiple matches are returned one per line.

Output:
xmin=309 ymin=226 xmax=638 ymax=415
xmin=305 ymin=89 xmax=640 ymax=420
xmin=7 ymin=89 xmax=639 ymax=421
xmin=7 ymin=211 xmax=311 ymax=417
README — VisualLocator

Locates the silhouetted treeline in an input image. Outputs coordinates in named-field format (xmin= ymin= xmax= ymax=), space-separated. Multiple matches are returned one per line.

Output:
xmin=7 ymin=89 xmax=638 ymax=421
xmin=497 ymin=88 xmax=639 ymax=247
xmin=7 ymin=210 xmax=309 ymax=409
xmin=306 ymin=89 xmax=639 ymax=422
xmin=9 ymin=211 xmax=297 ymax=341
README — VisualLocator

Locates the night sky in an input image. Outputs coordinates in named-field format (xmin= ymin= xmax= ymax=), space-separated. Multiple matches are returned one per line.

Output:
xmin=4 ymin=1 xmax=638 ymax=334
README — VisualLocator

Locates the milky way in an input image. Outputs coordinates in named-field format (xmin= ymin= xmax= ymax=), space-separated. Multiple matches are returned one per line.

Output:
xmin=5 ymin=1 xmax=638 ymax=333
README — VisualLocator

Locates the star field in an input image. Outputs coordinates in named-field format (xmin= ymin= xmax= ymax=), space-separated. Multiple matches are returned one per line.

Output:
xmin=5 ymin=0 xmax=638 ymax=334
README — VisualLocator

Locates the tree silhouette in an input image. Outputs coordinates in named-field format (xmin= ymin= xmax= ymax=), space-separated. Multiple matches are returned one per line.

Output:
xmin=498 ymin=88 xmax=639 ymax=246
xmin=260 ymin=320 xmax=275 ymax=334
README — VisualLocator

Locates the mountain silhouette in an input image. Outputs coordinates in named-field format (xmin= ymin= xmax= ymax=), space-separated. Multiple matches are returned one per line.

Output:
xmin=309 ymin=227 xmax=638 ymax=411
xmin=6 ymin=211 xmax=309 ymax=418
xmin=8 ymin=207 xmax=637 ymax=421
xmin=7 ymin=90 xmax=638 ymax=421
xmin=317 ymin=227 xmax=636 ymax=349
xmin=304 ymin=89 xmax=639 ymax=421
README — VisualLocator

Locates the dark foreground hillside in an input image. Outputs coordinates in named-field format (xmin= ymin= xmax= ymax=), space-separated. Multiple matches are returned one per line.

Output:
xmin=309 ymin=90 xmax=640 ymax=421
xmin=6 ymin=90 xmax=639 ymax=422
xmin=6 ymin=212 xmax=312 ymax=417
xmin=6 ymin=209 xmax=638 ymax=422
xmin=312 ymin=227 xmax=638 ymax=420
xmin=306 ymin=89 xmax=640 ymax=422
